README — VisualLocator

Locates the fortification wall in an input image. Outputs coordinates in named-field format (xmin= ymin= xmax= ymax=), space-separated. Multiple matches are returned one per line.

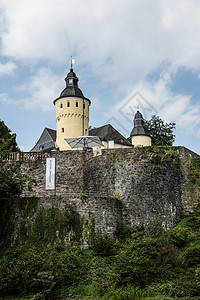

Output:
xmin=18 ymin=146 xmax=199 ymax=238
xmin=83 ymin=149 xmax=182 ymax=230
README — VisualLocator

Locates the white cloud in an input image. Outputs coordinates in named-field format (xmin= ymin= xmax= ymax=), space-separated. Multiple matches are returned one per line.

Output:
xmin=1 ymin=0 xmax=200 ymax=81
xmin=0 ymin=68 xmax=63 ymax=111
xmin=0 ymin=93 xmax=12 ymax=103
xmin=19 ymin=68 xmax=63 ymax=111
xmin=1 ymin=0 xmax=200 ymax=138
xmin=0 ymin=61 xmax=17 ymax=75
xmin=109 ymin=67 xmax=200 ymax=136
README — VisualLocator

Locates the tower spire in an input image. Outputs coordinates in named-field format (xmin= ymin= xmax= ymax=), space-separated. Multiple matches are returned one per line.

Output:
xmin=70 ymin=56 xmax=75 ymax=70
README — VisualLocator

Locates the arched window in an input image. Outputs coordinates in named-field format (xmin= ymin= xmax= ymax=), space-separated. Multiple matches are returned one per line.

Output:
xmin=67 ymin=101 xmax=70 ymax=107
xmin=60 ymin=102 xmax=63 ymax=108
xmin=76 ymin=101 xmax=78 ymax=107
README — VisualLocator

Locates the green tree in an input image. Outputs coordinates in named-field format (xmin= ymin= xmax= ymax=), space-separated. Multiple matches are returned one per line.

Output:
xmin=0 ymin=160 xmax=25 ymax=197
xmin=0 ymin=120 xmax=20 ymax=154
xmin=145 ymin=115 xmax=176 ymax=146
xmin=0 ymin=121 xmax=23 ymax=197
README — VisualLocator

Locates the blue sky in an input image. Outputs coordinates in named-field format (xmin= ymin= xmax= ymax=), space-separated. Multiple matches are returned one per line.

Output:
xmin=0 ymin=0 xmax=200 ymax=154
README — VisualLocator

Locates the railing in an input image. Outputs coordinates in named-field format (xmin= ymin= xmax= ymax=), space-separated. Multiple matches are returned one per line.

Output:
xmin=1 ymin=152 xmax=50 ymax=161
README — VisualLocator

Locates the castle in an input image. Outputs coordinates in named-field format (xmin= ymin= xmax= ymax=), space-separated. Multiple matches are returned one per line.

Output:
xmin=2 ymin=63 xmax=200 ymax=248
xmin=30 ymin=62 xmax=151 ymax=152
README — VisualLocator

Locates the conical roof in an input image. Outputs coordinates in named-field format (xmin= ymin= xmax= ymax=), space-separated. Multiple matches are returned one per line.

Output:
xmin=60 ymin=68 xmax=84 ymax=98
xmin=53 ymin=67 xmax=91 ymax=105
xmin=130 ymin=111 xmax=150 ymax=137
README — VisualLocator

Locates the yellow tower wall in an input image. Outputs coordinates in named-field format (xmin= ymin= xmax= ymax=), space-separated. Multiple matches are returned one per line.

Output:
xmin=55 ymin=97 xmax=90 ymax=150
xmin=131 ymin=135 xmax=151 ymax=147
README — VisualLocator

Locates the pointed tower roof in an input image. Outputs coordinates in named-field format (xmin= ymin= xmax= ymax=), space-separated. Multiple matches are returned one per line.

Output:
xmin=130 ymin=110 xmax=150 ymax=137
xmin=60 ymin=67 xmax=84 ymax=98
xmin=53 ymin=64 xmax=91 ymax=105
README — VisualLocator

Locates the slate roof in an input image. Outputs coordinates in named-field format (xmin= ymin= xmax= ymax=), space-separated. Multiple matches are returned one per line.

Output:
xmin=30 ymin=124 xmax=132 ymax=152
xmin=30 ymin=128 xmax=57 ymax=152
xmin=130 ymin=110 xmax=150 ymax=137
xmin=60 ymin=85 xmax=84 ymax=98
xmin=90 ymin=124 xmax=132 ymax=146
xmin=53 ymin=68 xmax=91 ymax=105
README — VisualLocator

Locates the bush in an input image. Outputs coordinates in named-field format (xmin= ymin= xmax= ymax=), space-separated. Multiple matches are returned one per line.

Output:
xmin=112 ymin=237 xmax=166 ymax=287
xmin=169 ymin=227 xmax=197 ymax=247
xmin=0 ymin=246 xmax=86 ymax=297
xmin=158 ymin=243 xmax=179 ymax=265
xmin=90 ymin=233 xmax=115 ymax=257
xmin=180 ymin=245 xmax=200 ymax=267
xmin=115 ymin=221 xmax=131 ymax=240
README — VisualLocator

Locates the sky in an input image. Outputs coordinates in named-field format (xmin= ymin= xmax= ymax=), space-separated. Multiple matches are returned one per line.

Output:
xmin=0 ymin=0 xmax=200 ymax=154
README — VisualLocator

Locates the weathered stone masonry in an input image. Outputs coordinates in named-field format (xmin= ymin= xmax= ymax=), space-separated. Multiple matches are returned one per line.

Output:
xmin=19 ymin=147 xmax=199 ymax=239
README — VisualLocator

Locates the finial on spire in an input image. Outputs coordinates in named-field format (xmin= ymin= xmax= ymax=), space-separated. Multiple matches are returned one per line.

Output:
xmin=70 ymin=56 xmax=75 ymax=69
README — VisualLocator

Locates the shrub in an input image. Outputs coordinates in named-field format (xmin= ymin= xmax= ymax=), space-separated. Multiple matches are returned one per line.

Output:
xmin=90 ymin=233 xmax=115 ymax=257
xmin=112 ymin=237 xmax=165 ymax=287
xmin=169 ymin=227 xmax=196 ymax=247
xmin=115 ymin=221 xmax=131 ymax=241
xmin=180 ymin=245 xmax=200 ymax=267
xmin=159 ymin=243 xmax=179 ymax=265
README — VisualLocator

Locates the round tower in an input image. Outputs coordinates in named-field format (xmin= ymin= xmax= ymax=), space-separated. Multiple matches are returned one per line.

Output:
xmin=130 ymin=110 xmax=151 ymax=147
xmin=53 ymin=66 xmax=91 ymax=150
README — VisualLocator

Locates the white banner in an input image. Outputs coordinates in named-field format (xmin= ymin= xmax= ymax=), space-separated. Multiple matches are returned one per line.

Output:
xmin=46 ymin=158 xmax=56 ymax=190
xmin=108 ymin=140 xmax=114 ymax=149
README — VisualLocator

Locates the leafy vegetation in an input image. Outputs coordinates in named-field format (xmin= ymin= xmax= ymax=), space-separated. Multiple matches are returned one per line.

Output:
xmin=144 ymin=115 xmax=176 ymax=146
xmin=185 ymin=157 xmax=200 ymax=212
xmin=1 ymin=213 xmax=200 ymax=300
xmin=0 ymin=120 xmax=20 ymax=156
xmin=0 ymin=160 xmax=26 ymax=198
xmin=0 ymin=121 xmax=199 ymax=299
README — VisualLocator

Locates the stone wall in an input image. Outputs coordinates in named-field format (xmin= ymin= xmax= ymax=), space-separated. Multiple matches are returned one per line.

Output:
xmin=3 ymin=146 xmax=199 ymax=246
xmin=83 ymin=149 xmax=183 ymax=230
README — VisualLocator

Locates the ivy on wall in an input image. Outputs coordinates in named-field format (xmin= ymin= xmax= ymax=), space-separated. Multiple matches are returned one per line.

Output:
xmin=0 ymin=196 xmax=84 ymax=247
xmin=0 ymin=198 xmax=15 ymax=247
xmin=18 ymin=202 xmax=83 ymax=247
xmin=186 ymin=157 xmax=200 ymax=213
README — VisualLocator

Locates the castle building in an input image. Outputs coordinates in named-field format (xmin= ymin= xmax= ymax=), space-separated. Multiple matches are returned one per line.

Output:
xmin=130 ymin=110 xmax=151 ymax=147
xmin=53 ymin=67 xmax=91 ymax=150
xmin=30 ymin=64 xmax=151 ymax=152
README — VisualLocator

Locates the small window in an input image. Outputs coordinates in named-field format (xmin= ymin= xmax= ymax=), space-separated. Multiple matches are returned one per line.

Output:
xmin=83 ymin=103 xmax=85 ymax=109
xmin=60 ymin=102 xmax=63 ymax=108
xmin=67 ymin=101 xmax=70 ymax=107
xmin=76 ymin=101 xmax=78 ymax=107
xmin=61 ymin=128 xmax=64 ymax=133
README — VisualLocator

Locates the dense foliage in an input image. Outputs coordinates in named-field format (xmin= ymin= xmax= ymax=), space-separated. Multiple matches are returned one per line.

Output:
xmin=0 ymin=127 xmax=198 ymax=299
xmin=0 ymin=160 xmax=26 ymax=198
xmin=145 ymin=115 xmax=176 ymax=146
xmin=0 ymin=120 xmax=20 ymax=155
xmin=0 ymin=120 xmax=23 ymax=198
xmin=1 ymin=214 xmax=200 ymax=300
